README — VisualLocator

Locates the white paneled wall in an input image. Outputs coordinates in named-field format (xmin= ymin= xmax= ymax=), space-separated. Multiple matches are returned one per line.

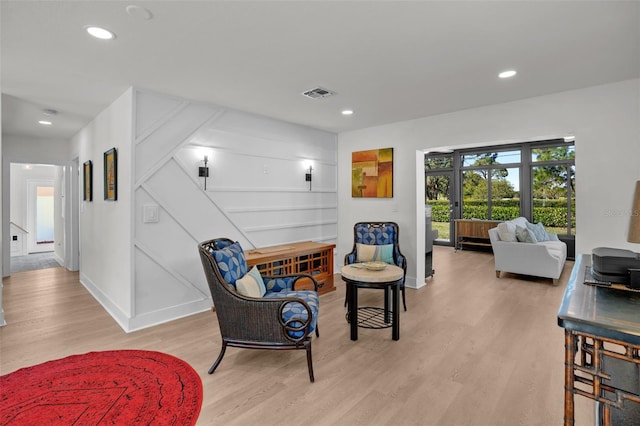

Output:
xmin=131 ymin=90 xmax=337 ymax=330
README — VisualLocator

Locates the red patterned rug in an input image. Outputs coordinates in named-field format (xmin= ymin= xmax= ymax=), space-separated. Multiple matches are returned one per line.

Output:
xmin=0 ymin=350 xmax=202 ymax=425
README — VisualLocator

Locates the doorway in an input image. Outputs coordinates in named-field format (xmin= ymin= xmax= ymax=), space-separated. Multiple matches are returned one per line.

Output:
xmin=425 ymin=171 xmax=454 ymax=245
xmin=8 ymin=164 xmax=62 ymax=273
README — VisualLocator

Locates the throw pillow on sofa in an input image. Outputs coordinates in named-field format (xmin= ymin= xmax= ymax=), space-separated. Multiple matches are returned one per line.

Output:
xmin=516 ymin=225 xmax=538 ymax=243
xmin=497 ymin=222 xmax=518 ymax=242
xmin=526 ymin=222 xmax=550 ymax=242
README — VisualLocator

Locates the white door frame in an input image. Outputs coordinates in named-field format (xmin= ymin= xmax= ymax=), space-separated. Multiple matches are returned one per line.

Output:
xmin=65 ymin=159 xmax=80 ymax=271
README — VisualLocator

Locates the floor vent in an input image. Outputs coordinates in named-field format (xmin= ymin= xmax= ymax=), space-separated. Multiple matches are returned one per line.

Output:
xmin=301 ymin=87 xmax=336 ymax=99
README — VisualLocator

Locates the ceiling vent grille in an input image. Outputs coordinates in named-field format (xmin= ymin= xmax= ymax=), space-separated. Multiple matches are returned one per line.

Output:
xmin=301 ymin=87 xmax=336 ymax=99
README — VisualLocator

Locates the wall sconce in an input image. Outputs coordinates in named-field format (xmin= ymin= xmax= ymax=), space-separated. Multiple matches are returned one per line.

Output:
xmin=305 ymin=165 xmax=313 ymax=191
xmin=199 ymin=155 xmax=209 ymax=190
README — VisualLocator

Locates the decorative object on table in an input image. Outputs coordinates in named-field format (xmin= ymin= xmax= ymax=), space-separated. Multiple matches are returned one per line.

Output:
xmin=198 ymin=238 xmax=320 ymax=382
xmin=351 ymin=148 xmax=393 ymax=198
xmin=488 ymin=217 xmax=567 ymax=284
xmin=0 ymin=350 xmax=202 ymax=425
xmin=589 ymin=181 xmax=640 ymax=288
xmin=344 ymin=222 xmax=407 ymax=310
xmin=103 ymin=147 xmax=117 ymax=201
xmin=363 ymin=261 xmax=387 ymax=271
xmin=83 ymin=160 xmax=92 ymax=201
xmin=583 ymin=265 xmax=640 ymax=293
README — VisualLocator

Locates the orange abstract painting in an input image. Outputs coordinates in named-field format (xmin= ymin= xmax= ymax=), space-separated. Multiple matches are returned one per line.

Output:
xmin=351 ymin=148 xmax=393 ymax=198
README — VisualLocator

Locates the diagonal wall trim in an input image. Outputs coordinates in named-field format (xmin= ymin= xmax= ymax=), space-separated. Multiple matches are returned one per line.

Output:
xmin=170 ymin=155 xmax=257 ymax=248
xmin=138 ymin=183 xmax=201 ymax=245
xmin=185 ymin=129 xmax=338 ymax=167
xmin=134 ymin=240 xmax=209 ymax=299
xmin=134 ymin=109 xmax=226 ymax=188
xmin=225 ymin=205 xmax=337 ymax=213
xmin=244 ymin=220 xmax=338 ymax=233
xmin=206 ymin=187 xmax=337 ymax=193
xmin=134 ymin=100 xmax=190 ymax=144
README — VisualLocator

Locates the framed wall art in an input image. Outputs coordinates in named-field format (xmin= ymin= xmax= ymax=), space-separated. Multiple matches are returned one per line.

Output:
xmin=104 ymin=148 xmax=118 ymax=201
xmin=83 ymin=160 xmax=93 ymax=201
xmin=351 ymin=147 xmax=393 ymax=198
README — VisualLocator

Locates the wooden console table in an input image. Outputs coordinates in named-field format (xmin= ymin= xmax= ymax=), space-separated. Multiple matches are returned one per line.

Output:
xmin=557 ymin=255 xmax=640 ymax=425
xmin=454 ymin=219 xmax=501 ymax=251
xmin=245 ymin=242 xmax=336 ymax=295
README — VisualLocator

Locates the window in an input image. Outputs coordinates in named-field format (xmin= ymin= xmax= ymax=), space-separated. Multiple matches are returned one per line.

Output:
xmin=531 ymin=145 xmax=575 ymax=235
xmin=425 ymin=139 xmax=576 ymax=247
xmin=461 ymin=150 xmax=520 ymax=221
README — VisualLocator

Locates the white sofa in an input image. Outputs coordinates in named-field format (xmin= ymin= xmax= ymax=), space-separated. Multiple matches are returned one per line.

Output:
xmin=488 ymin=217 xmax=567 ymax=284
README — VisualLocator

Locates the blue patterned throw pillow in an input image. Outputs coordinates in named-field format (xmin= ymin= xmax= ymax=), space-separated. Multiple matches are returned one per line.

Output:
xmin=213 ymin=241 xmax=248 ymax=286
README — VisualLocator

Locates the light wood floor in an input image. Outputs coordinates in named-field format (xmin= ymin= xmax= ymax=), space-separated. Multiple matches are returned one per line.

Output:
xmin=1 ymin=246 xmax=594 ymax=425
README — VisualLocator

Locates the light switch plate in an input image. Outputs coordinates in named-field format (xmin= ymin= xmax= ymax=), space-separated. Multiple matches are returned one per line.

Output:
xmin=143 ymin=204 xmax=159 ymax=223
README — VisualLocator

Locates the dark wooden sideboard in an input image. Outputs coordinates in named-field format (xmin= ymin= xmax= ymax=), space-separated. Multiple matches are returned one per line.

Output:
xmin=454 ymin=219 xmax=501 ymax=250
xmin=245 ymin=241 xmax=336 ymax=295
xmin=558 ymin=255 xmax=640 ymax=425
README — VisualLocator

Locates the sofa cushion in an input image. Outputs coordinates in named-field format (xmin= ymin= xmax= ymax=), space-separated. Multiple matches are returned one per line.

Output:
xmin=510 ymin=217 xmax=530 ymax=229
xmin=235 ymin=266 xmax=266 ymax=297
xmin=212 ymin=241 xmax=248 ymax=286
xmin=527 ymin=222 xmax=550 ymax=242
xmin=497 ymin=222 xmax=517 ymax=242
xmin=516 ymin=225 xmax=538 ymax=243
xmin=264 ymin=290 xmax=319 ymax=338
xmin=356 ymin=243 xmax=394 ymax=264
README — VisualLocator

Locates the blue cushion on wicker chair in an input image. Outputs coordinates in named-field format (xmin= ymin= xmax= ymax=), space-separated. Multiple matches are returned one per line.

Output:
xmin=212 ymin=241 xmax=248 ymax=286
xmin=263 ymin=290 xmax=319 ymax=338
xmin=355 ymin=223 xmax=395 ymax=245
xmin=263 ymin=276 xmax=297 ymax=293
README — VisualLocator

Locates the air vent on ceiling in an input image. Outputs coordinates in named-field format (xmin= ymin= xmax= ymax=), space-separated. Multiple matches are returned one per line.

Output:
xmin=301 ymin=87 xmax=336 ymax=99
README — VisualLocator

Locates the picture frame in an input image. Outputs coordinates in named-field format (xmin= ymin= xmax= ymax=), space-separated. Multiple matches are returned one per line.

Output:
xmin=104 ymin=148 xmax=117 ymax=201
xmin=83 ymin=160 xmax=93 ymax=201
xmin=351 ymin=147 xmax=394 ymax=198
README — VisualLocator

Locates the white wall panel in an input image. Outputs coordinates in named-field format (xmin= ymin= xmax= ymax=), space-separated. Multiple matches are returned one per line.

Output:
xmin=132 ymin=89 xmax=337 ymax=330
xmin=135 ymin=103 xmax=220 ymax=183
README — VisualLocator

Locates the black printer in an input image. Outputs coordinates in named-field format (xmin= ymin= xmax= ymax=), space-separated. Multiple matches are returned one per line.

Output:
xmin=591 ymin=247 xmax=640 ymax=288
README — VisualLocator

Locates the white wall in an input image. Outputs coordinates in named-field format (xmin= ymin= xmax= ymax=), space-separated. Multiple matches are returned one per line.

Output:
xmin=338 ymin=79 xmax=640 ymax=288
xmin=69 ymin=88 xmax=134 ymax=330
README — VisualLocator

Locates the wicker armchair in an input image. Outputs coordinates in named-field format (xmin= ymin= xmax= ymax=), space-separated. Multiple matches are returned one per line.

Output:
xmin=344 ymin=222 xmax=408 ymax=311
xmin=198 ymin=238 xmax=320 ymax=382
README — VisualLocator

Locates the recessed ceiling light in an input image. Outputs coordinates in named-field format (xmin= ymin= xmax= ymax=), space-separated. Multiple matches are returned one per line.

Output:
xmin=341 ymin=109 xmax=354 ymax=116
xmin=38 ymin=120 xmax=53 ymax=126
xmin=498 ymin=70 xmax=517 ymax=79
xmin=85 ymin=26 xmax=116 ymax=40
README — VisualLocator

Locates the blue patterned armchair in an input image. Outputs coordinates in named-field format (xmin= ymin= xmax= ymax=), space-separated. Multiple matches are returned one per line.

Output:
xmin=198 ymin=238 xmax=319 ymax=382
xmin=344 ymin=222 xmax=408 ymax=311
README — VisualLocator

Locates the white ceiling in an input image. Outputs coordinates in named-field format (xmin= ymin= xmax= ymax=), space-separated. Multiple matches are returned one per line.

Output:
xmin=2 ymin=1 xmax=639 ymax=140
